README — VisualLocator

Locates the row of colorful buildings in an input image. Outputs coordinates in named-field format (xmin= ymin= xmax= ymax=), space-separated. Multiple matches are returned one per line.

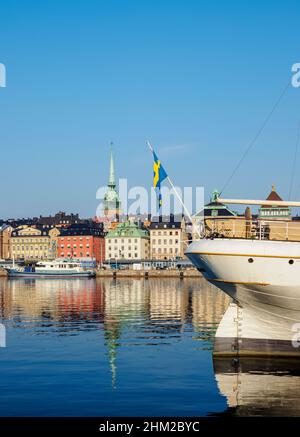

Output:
xmin=0 ymin=216 xmax=188 ymax=264
xmin=1 ymin=144 xmax=295 ymax=264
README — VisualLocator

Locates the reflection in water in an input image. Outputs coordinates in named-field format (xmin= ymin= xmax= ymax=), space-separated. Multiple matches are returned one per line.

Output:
xmin=1 ymin=277 xmax=299 ymax=416
xmin=214 ymin=357 xmax=300 ymax=416
xmin=0 ymin=278 xmax=229 ymax=392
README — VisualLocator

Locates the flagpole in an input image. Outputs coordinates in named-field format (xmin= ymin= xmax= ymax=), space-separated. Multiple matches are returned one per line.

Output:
xmin=147 ymin=141 xmax=202 ymax=239
xmin=166 ymin=176 xmax=202 ymax=239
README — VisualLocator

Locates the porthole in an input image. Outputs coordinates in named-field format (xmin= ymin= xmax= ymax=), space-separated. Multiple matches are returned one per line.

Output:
xmin=248 ymin=258 xmax=254 ymax=263
xmin=289 ymin=259 xmax=294 ymax=265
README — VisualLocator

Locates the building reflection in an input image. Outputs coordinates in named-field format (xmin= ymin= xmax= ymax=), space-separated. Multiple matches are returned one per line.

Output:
xmin=213 ymin=357 xmax=300 ymax=416
xmin=2 ymin=277 xmax=300 ymax=410
xmin=0 ymin=278 xmax=229 ymax=329
xmin=0 ymin=277 xmax=230 ymax=387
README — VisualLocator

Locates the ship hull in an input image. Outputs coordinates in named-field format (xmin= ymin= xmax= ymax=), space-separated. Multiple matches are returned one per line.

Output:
xmin=185 ymin=238 xmax=300 ymax=356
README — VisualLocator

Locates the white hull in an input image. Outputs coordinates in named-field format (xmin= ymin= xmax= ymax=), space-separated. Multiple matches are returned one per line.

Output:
xmin=185 ymin=238 xmax=300 ymax=356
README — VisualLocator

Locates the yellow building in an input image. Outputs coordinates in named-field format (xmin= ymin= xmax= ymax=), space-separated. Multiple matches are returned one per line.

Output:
xmin=0 ymin=225 xmax=13 ymax=260
xmin=10 ymin=226 xmax=60 ymax=261
xmin=149 ymin=217 xmax=188 ymax=260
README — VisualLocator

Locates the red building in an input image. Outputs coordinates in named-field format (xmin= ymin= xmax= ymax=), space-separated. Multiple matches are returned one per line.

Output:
xmin=57 ymin=223 xmax=105 ymax=264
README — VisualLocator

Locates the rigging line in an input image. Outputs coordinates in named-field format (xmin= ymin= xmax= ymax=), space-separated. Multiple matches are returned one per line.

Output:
xmin=220 ymin=80 xmax=291 ymax=196
xmin=288 ymin=120 xmax=300 ymax=200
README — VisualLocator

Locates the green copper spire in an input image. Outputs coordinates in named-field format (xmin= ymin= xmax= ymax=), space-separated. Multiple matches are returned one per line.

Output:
xmin=211 ymin=189 xmax=220 ymax=203
xmin=108 ymin=142 xmax=116 ymax=188
xmin=103 ymin=143 xmax=121 ymax=217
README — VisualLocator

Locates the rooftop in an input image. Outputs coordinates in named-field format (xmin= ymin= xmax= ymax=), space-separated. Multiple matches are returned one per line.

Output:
xmin=106 ymin=221 xmax=149 ymax=238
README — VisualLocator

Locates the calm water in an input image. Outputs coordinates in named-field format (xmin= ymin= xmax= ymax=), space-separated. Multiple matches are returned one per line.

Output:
xmin=0 ymin=277 xmax=299 ymax=417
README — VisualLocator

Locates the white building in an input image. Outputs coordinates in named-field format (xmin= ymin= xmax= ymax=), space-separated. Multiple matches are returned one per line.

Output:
xmin=105 ymin=221 xmax=150 ymax=261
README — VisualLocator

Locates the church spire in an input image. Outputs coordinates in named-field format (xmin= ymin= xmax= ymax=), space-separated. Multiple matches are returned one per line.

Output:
xmin=108 ymin=142 xmax=116 ymax=188
xmin=103 ymin=142 xmax=121 ymax=220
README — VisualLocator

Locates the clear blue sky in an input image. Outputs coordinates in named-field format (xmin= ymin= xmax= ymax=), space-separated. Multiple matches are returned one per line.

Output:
xmin=0 ymin=0 xmax=299 ymax=218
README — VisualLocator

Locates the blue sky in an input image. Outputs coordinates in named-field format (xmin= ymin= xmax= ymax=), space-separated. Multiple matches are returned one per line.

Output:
xmin=0 ymin=0 xmax=299 ymax=218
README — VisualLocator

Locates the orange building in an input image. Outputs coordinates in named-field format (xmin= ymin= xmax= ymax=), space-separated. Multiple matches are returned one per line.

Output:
xmin=57 ymin=223 xmax=105 ymax=264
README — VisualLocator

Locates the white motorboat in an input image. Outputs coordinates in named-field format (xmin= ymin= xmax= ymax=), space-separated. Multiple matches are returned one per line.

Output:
xmin=6 ymin=259 xmax=96 ymax=278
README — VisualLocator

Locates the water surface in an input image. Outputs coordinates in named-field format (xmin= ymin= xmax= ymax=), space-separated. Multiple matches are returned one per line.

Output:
xmin=0 ymin=277 xmax=298 ymax=417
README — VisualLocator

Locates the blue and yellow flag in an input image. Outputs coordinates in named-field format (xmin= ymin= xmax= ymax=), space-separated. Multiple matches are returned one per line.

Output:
xmin=153 ymin=150 xmax=168 ymax=207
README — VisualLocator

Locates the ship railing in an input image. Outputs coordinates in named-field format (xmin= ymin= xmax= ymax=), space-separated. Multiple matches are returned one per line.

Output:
xmin=204 ymin=217 xmax=300 ymax=242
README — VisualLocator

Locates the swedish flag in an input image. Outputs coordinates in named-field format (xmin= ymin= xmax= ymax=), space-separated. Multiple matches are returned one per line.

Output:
xmin=153 ymin=150 xmax=168 ymax=207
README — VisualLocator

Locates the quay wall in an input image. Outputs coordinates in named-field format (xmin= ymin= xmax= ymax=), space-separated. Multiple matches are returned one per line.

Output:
xmin=96 ymin=269 xmax=201 ymax=278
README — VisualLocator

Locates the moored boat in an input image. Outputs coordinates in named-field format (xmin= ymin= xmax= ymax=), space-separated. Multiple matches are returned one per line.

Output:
xmin=5 ymin=259 xmax=96 ymax=278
